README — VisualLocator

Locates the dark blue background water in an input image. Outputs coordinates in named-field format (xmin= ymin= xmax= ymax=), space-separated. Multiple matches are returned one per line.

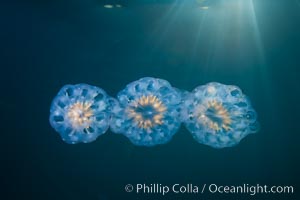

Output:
xmin=1 ymin=0 xmax=299 ymax=199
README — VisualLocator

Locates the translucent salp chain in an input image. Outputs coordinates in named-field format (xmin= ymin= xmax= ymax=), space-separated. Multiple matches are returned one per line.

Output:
xmin=49 ymin=77 xmax=259 ymax=148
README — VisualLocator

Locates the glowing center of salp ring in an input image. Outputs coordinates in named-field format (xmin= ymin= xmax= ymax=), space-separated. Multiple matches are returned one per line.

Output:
xmin=67 ymin=101 xmax=93 ymax=129
xmin=198 ymin=100 xmax=231 ymax=132
xmin=126 ymin=95 xmax=167 ymax=129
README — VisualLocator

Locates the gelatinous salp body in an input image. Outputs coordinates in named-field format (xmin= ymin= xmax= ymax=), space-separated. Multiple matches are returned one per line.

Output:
xmin=181 ymin=82 xmax=259 ymax=148
xmin=49 ymin=84 xmax=112 ymax=144
xmin=110 ymin=77 xmax=182 ymax=146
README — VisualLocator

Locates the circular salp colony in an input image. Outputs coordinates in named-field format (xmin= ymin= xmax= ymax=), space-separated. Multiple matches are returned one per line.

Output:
xmin=181 ymin=82 xmax=259 ymax=148
xmin=110 ymin=77 xmax=182 ymax=146
xmin=49 ymin=84 xmax=112 ymax=144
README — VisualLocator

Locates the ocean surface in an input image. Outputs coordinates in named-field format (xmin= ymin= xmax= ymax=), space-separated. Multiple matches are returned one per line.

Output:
xmin=1 ymin=0 xmax=300 ymax=199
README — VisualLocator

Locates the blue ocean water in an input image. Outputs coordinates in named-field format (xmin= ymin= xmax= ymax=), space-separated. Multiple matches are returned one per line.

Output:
xmin=1 ymin=0 xmax=299 ymax=199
